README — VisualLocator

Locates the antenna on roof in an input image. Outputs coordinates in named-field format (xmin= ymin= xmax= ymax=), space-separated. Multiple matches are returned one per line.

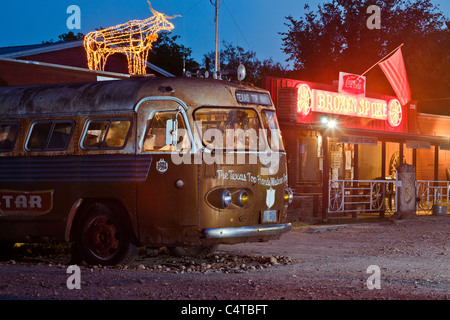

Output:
xmin=214 ymin=0 xmax=221 ymax=75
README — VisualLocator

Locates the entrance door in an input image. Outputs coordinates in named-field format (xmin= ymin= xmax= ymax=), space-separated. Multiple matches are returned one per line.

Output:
xmin=136 ymin=107 xmax=199 ymax=247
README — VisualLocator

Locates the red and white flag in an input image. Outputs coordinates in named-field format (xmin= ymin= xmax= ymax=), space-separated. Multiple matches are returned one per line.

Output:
xmin=379 ymin=48 xmax=411 ymax=106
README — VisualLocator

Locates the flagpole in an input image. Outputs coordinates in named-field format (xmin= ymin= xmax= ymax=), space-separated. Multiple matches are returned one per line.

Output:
xmin=360 ymin=43 xmax=404 ymax=77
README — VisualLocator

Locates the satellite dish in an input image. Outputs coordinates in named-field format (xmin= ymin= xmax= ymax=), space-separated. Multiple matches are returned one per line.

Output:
xmin=237 ymin=64 xmax=246 ymax=81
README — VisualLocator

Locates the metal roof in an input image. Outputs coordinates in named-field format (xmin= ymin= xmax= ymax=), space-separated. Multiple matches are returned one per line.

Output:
xmin=0 ymin=41 xmax=175 ymax=78
xmin=0 ymin=77 xmax=271 ymax=117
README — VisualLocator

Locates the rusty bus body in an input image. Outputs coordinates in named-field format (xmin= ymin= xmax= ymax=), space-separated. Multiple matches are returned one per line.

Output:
xmin=0 ymin=77 xmax=292 ymax=265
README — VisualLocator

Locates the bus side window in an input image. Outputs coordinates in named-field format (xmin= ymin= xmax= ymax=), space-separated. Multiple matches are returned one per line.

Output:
xmin=143 ymin=112 xmax=190 ymax=152
xmin=0 ymin=122 xmax=19 ymax=152
xmin=47 ymin=121 xmax=74 ymax=149
xmin=104 ymin=120 xmax=131 ymax=148
xmin=82 ymin=118 xmax=132 ymax=150
xmin=26 ymin=120 xmax=74 ymax=151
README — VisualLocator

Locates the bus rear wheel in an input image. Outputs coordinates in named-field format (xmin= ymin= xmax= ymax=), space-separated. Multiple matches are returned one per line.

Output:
xmin=168 ymin=245 xmax=218 ymax=258
xmin=74 ymin=202 xmax=137 ymax=266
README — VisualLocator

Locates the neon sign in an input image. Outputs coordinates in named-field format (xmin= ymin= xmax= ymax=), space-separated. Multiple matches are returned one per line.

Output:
xmin=387 ymin=99 xmax=402 ymax=127
xmin=297 ymin=84 xmax=312 ymax=116
xmin=296 ymin=84 xmax=402 ymax=127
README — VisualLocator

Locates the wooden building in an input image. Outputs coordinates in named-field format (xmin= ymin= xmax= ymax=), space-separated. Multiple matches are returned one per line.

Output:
xmin=263 ymin=76 xmax=450 ymax=221
xmin=0 ymin=40 xmax=172 ymax=86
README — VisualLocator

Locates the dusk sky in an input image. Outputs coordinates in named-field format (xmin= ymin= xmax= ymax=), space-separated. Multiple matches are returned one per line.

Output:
xmin=0 ymin=0 xmax=448 ymax=68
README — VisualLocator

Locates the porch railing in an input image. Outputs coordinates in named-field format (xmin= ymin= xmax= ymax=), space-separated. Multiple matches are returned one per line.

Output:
xmin=328 ymin=179 xmax=396 ymax=214
xmin=328 ymin=179 xmax=449 ymax=214
xmin=416 ymin=180 xmax=450 ymax=213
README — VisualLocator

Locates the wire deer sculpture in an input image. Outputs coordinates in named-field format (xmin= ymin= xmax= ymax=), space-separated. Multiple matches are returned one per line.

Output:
xmin=84 ymin=1 xmax=180 ymax=75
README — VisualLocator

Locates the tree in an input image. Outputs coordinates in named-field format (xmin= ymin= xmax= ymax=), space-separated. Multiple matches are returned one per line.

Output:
xmin=147 ymin=32 xmax=199 ymax=76
xmin=42 ymin=31 xmax=85 ymax=44
xmin=280 ymin=0 xmax=449 ymax=100
xmin=203 ymin=41 xmax=289 ymax=86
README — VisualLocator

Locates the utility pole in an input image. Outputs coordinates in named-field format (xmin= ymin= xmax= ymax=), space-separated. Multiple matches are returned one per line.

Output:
xmin=214 ymin=0 xmax=220 ymax=74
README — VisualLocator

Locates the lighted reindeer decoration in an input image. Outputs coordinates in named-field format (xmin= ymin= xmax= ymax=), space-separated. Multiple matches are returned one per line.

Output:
xmin=84 ymin=1 xmax=180 ymax=75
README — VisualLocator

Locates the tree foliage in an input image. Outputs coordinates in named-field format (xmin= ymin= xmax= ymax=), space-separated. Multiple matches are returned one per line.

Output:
xmin=280 ymin=0 xmax=449 ymax=100
xmin=42 ymin=31 xmax=85 ymax=44
xmin=203 ymin=41 xmax=289 ymax=86
xmin=147 ymin=32 xmax=199 ymax=76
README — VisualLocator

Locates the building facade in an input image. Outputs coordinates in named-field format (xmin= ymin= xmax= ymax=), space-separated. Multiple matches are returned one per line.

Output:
xmin=263 ymin=76 xmax=450 ymax=222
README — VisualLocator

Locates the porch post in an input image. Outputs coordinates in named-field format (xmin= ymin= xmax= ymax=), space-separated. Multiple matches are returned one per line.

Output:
xmin=381 ymin=141 xmax=386 ymax=177
xmin=322 ymin=133 xmax=329 ymax=221
xmin=352 ymin=144 xmax=359 ymax=218
xmin=434 ymin=145 xmax=439 ymax=182
xmin=399 ymin=142 xmax=404 ymax=167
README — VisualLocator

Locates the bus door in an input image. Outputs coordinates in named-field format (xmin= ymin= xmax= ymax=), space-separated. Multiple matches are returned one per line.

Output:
xmin=136 ymin=102 xmax=199 ymax=247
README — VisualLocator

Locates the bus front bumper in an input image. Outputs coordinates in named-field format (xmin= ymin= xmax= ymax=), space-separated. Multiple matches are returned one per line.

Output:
xmin=204 ymin=223 xmax=292 ymax=240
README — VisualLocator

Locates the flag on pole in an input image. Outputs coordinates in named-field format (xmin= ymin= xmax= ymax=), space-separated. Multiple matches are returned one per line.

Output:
xmin=379 ymin=48 xmax=411 ymax=106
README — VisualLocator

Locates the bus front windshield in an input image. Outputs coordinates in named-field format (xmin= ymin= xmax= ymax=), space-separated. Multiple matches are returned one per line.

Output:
xmin=261 ymin=110 xmax=284 ymax=152
xmin=193 ymin=107 xmax=284 ymax=152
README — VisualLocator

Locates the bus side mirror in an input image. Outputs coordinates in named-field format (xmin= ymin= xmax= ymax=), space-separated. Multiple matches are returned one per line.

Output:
xmin=165 ymin=119 xmax=178 ymax=146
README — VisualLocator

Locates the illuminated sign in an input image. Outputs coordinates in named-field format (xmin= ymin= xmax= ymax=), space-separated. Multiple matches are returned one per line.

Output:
xmin=84 ymin=2 xmax=180 ymax=75
xmin=297 ymin=84 xmax=312 ymax=116
xmin=339 ymin=72 xmax=366 ymax=96
xmin=296 ymin=84 xmax=402 ymax=127
xmin=236 ymin=91 xmax=272 ymax=106
xmin=387 ymin=99 xmax=402 ymax=127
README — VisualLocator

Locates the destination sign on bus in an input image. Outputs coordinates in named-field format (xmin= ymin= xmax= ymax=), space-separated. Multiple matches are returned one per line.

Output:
xmin=236 ymin=91 xmax=272 ymax=106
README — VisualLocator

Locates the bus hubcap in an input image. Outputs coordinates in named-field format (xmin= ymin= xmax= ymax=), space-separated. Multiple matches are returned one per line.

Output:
xmin=86 ymin=216 xmax=120 ymax=260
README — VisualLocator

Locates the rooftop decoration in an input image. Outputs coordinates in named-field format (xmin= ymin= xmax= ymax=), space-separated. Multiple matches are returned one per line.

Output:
xmin=84 ymin=1 xmax=180 ymax=75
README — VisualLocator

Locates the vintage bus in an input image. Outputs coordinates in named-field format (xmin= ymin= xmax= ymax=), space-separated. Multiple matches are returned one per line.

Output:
xmin=0 ymin=77 xmax=292 ymax=265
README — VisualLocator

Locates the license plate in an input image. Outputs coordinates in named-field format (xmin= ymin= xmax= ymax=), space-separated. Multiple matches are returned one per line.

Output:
xmin=263 ymin=210 xmax=277 ymax=223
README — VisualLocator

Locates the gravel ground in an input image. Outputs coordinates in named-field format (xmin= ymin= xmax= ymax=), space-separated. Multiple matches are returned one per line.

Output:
xmin=0 ymin=216 xmax=448 ymax=305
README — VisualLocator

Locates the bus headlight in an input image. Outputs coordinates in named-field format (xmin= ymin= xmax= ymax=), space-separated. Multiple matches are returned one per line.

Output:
xmin=283 ymin=187 xmax=294 ymax=205
xmin=221 ymin=190 xmax=232 ymax=208
xmin=238 ymin=190 xmax=249 ymax=207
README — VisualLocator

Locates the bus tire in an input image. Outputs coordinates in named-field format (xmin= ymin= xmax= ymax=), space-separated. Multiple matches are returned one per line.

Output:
xmin=73 ymin=202 xmax=138 ymax=266
xmin=168 ymin=245 xmax=218 ymax=258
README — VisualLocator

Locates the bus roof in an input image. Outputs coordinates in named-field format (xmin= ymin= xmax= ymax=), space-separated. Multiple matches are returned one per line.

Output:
xmin=0 ymin=77 xmax=272 ymax=117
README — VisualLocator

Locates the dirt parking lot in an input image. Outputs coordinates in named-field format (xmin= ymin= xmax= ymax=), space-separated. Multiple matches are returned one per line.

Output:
xmin=0 ymin=216 xmax=448 ymax=305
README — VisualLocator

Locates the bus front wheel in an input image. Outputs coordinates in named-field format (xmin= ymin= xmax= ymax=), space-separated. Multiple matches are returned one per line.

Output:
xmin=73 ymin=202 xmax=138 ymax=266
xmin=168 ymin=245 xmax=218 ymax=258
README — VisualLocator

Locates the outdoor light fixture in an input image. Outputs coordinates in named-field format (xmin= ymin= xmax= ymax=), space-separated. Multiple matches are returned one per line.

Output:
xmin=327 ymin=119 xmax=337 ymax=128
xmin=320 ymin=116 xmax=329 ymax=124
xmin=320 ymin=116 xmax=337 ymax=129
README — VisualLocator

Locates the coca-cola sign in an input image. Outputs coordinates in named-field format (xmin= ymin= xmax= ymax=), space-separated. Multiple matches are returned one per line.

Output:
xmin=339 ymin=72 xmax=366 ymax=97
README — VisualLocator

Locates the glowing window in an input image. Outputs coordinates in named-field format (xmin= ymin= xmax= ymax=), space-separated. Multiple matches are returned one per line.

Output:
xmin=143 ymin=111 xmax=190 ymax=152
xmin=82 ymin=118 xmax=132 ymax=150
xmin=262 ymin=110 xmax=284 ymax=151
xmin=193 ymin=107 xmax=262 ymax=151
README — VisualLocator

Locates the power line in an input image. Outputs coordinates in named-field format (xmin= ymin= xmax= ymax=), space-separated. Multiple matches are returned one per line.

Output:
xmin=222 ymin=0 xmax=252 ymax=51
xmin=183 ymin=0 xmax=204 ymax=16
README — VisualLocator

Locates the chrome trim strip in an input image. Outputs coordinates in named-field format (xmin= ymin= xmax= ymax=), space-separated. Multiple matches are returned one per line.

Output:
xmin=204 ymin=223 xmax=291 ymax=239
xmin=0 ymin=154 xmax=152 ymax=182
